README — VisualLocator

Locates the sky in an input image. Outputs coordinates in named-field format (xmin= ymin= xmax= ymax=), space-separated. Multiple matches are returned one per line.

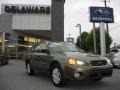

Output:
xmin=0 ymin=0 xmax=120 ymax=46
xmin=64 ymin=0 xmax=120 ymax=46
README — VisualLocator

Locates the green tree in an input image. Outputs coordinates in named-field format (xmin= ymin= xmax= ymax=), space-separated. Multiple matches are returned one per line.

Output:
xmin=87 ymin=28 xmax=101 ymax=54
xmin=76 ymin=36 xmax=81 ymax=48
xmin=76 ymin=27 xmax=112 ymax=54
xmin=76 ymin=32 xmax=89 ymax=51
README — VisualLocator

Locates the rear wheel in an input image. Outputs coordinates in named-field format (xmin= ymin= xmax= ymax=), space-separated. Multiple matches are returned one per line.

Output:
xmin=5 ymin=58 xmax=9 ymax=65
xmin=92 ymin=77 xmax=103 ymax=81
xmin=5 ymin=60 xmax=8 ymax=64
xmin=50 ymin=64 xmax=66 ymax=87
xmin=1 ymin=59 xmax=4 ymax=65
xmin=0 ymin=59 xmax=2 ymax=66
xmin=26 ymin=62 xmax=34 ymax=75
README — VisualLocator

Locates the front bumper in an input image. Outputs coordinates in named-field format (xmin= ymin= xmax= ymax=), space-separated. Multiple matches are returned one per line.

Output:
xmin=64 ymin=64 xmax=113 ymax=80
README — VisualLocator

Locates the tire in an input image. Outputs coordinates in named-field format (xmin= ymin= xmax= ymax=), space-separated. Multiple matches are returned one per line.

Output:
xmin=0 ymin=59 xmax=2 ymax=66
xmin=92 ymin=77 xmax=103 ymax=81
xmin=50 ymin=64 xmax=66 ymax=87
xmin=5 ymin=58 xmax=9 ymax=65
xmin=26 ymin=62 xmax=34 ymax=75
xmin=6 ymin=60 xmax=8 ymax=65
xmin=0 ymin=57 xmax=5 ymax=65
xmin=115 ymin=65 xmax=120 ymax=69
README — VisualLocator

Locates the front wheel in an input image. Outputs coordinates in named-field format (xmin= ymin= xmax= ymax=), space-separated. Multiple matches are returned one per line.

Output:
xmin=51 ymin=65 xmax=66 ymax=87
xmin=26 ymin=62 xmax=34 ymax=75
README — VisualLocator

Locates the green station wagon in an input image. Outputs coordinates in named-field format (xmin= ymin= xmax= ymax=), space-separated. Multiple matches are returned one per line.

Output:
xmin=25 ymin=41 xmax=113 ymax=87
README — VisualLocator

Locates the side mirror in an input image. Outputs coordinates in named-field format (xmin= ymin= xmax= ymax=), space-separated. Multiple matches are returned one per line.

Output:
xmin=41 ymin=49 xmax=50 ymax=53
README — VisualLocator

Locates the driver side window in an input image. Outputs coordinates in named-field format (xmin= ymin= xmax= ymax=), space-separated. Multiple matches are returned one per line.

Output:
xmin=33 ymin=44 xmax=41 ymax=52
xmin=33 ymin=43 xmax=48 ymax=53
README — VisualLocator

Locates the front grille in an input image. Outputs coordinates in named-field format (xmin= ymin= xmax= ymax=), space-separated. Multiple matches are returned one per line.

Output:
xmin=91 ymin=60 xmax=107 ymax=66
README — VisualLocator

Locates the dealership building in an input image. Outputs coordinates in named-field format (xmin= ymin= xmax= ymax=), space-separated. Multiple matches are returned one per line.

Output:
xmin=0 ymin=0 xmax=64 ymax=58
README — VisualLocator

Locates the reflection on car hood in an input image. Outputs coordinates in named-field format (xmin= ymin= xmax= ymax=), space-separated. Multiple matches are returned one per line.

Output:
xmin=63 ymin=52 xmax=102 ymax=60
xmin=83 ymin=53 xmax=100 ymax=57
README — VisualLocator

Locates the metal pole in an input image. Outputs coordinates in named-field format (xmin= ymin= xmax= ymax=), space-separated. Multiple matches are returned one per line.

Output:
xmin=78 ymin=24 xmax=81 ymax=44
xmin=103 ymin=0 xmax=110 ymax=53
xmin=104 ymin=0 xmax=107 ymax=7
xmin=68 ymin=34 xmax=71 ymax=38
xmin=76 ymin=24 xmax=81 ymax=48
xmin=79 ymin=24 xmax=81 ymax=47
xmin=114 ymin=43 xmax=116 ymax=49
xmin=93 ymin=23 xmax=97 ymax=54
xmin=100 ymin=22 xmax=106 ymax=56
xmin=2 ymin=32 xmax=5 ymax=52
xmin=106 ymin=24 xmax=110 ymax=52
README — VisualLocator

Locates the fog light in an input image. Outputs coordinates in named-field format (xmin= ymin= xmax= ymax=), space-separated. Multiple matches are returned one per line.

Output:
xmin=74 ymin=72 xmax=80 ymax=78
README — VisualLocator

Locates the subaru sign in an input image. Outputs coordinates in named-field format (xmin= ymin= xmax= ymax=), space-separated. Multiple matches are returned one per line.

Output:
xmin=89 ymin=7 xmax=114 ymax=23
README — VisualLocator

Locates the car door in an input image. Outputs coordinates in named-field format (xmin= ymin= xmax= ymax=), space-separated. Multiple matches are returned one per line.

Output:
xmin=30 ymin=44 xmax=42 ymax=70
xmin=37 ymin=43 xmax=53 ymax=72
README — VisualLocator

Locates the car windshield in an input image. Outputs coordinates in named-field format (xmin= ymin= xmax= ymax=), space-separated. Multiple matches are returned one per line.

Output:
xmin=49 ymin=43 xmax=80 ymax=52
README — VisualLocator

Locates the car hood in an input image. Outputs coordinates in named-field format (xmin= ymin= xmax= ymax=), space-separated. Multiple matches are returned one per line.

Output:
xmin=63 ymin=52 xmax=106 ymax=62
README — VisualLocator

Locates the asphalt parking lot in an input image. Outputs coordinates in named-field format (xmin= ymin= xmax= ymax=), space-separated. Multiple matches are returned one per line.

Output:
xmin=0 ymin=60 xmax=120 ymax=90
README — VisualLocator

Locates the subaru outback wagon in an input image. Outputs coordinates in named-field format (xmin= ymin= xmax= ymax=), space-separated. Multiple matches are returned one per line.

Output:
xmin=25 ymin=41 xmax=113 ymax=87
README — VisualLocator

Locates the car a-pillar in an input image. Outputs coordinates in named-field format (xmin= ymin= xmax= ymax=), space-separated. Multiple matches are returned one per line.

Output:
xmin=51 ymin=0 xmax=65 ymax=42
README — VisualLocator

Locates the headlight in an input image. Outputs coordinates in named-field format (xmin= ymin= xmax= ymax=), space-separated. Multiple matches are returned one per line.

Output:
xmin=68 ymin=58 xmax=76 ymax=64
xmin=68 ymin=58 xmax=85 ymax=65
xmin=105 ymin=58 xmax=111 ymax=63
xmin=106 ymin=58 xmax=111 ymax=64
xmin=76 ymin=60 xmax=86 ymax=65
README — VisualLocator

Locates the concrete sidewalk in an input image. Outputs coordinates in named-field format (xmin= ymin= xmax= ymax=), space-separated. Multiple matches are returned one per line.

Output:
xmin=9 ymin=59 xmax=24 ymax=64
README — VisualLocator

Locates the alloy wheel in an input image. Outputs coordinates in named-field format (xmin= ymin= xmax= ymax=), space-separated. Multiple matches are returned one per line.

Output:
xmin=52 ymin=68 xmax=61 ymax=84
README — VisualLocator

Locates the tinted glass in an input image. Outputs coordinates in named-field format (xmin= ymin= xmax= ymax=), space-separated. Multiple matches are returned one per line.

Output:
xmin=49 ymin=43 xmax=80 ymax=52
xmin=32 ymin=43 xmax=48 ymax=52
xmin=40 ymin=44 xmax=48 ymax=50
xmin=34 ymin=45 xmax=41 ymax=51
